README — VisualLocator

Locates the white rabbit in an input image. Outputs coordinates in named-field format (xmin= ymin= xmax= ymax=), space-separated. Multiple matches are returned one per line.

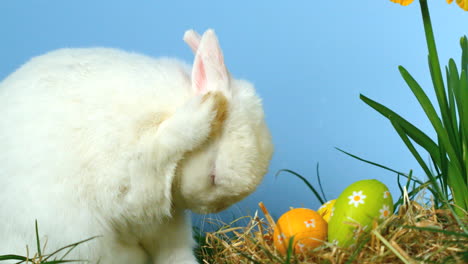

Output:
xmin=0 ymin=29 xmax=273 ymax=264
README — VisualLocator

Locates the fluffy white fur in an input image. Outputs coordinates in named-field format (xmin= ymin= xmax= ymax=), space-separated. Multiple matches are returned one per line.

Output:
xmin=0 ymin=29 xmax=273 ymax=263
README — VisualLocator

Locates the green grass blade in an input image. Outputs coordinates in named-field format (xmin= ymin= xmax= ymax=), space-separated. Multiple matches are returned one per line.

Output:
xmin=447 ymin=62 xmax=460 ymax=141
xmin=461 ymin=36 xmax=468 ymax=76
xmin=405 ymin=170 xmax=414 ymax=194
xmin=436 ymin=136 xmax=449 ymax=197
xmin=43 ymin=236 xmax=99 ymax=262
xmin=396 ymin=174 xmax=405 ymax=201
xmin=345 ymin=236 xmax=371 ymax=264
xmin=245 ymin=235 xmax=284 ymax=263
xmin=285 ymin=236 xmax=295 ymax=264
xmin=418 ymin=1 xmax=467 ymax=213
xmin=336 ymin=147 xmax=425 ymax=184
xmin=35 ymin=220 xmax=42 ymax=259
xmin=459 ymin=38 xmax=468 ymax=185
xmin=336 ymin=148 xmax=440 ymax=208
xmin=372 ymin=230 xmax=413 ymax=264
xmin=232 ymin=246 xmax=262 ymax=264
xmin=316 ymin=163 xmax=327 ymax=202
xmin=419 ymin=0 xmax=452 ymax=139
xmin=58 ymin=245 xmax=78 ymax=262
xmin=0 ymin=255 xmax=28 ymax=261
xmin=360 ymin=94 xmax=442 ymax=166
xmin=394 ymin=179 xmax=439 ymax=209
xmin=398 ymin=66 xmax=463 ymax=177
xmin=276 ymin=169 xmax=325 ymax=204
xmin=447 ymin=162 xmax=468 ymax=214
xmin=390 ymin=119 xmax=446 ymax=204
xmin=42 ymin=260 xmax=88 ymax=264
xmin=459 ymin=71 xmax=468 ymax=182
xmin=402 ymin=225 xmax=468 ymax=238
xmin=428 ymin=58 xmax=458 ymax=152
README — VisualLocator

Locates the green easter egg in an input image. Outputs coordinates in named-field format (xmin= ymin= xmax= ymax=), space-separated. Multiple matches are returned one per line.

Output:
xmin=328 ymin=179 xmax=393 ymax=247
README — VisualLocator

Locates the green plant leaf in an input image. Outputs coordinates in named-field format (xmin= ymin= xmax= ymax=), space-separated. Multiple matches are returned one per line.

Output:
xmin=461 ymin=36 xmax=468 ymax=76
xmin=394 ymin=178 xmax=439 ymax=209
xmin=42 ymin=260 xmax=87 ymax=264
xmin=232 ymin=246 xmax=262 ymax=264
xmin=372 ymin=230 xmax=414 ymax=264
xmin=336 ymin=147 xmax=423 ymax=184
xmin=43 ymin=236 xmax=99 ymax=262
xmin=245 ymin=235 xmax=284 ymax=263
xmin=360 ymin=94 xmax=442 ymax=166
xmin=437 ymin=136 xmax=449 ymax=197
xmin=446 ymin=61 xmax=460 ymax=145
xmin=447 ymin=162 xmax=468 ymax=215
xmin=398 ymin=66 xmax=463 ymax=177
xmin=316 ymin=163 xmax=327 ymax=202
xmin=35 ymin=220 xmax=42 ymax=259
xmin=390 ymin=119 xmax=446 ymax=205
xmin=285 ymin=236 xmax=295 ymax=264
xmin=0 ymin=255 xmax=28 ymax=261
xmin=459 ymin=71 xmax=468 ymax=182
xmin=276 ymin=169 xmax=325 ymax=204
xmin=345 ymin=236 xmax=371 ymax=264
xmin=419 ymin=0 xmax=452 ymax=141
xmin=402 ymin=225 xmax=468 ymax=238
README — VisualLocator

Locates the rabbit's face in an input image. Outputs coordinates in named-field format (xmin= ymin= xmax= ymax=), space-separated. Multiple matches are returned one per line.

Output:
xmin=172 ymin=29 xmax=273 ymax=214
xmin=175 ymin=80 xmax=273 ymax=214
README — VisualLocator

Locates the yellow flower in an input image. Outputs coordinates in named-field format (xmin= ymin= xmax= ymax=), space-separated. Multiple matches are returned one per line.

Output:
xmin=390 ymin=0 xmax=414 ymax=6
xmin=390 ymin=0 xmax=467 ymax=10
xmin=447 ymin=0 xmax=468 ymax=11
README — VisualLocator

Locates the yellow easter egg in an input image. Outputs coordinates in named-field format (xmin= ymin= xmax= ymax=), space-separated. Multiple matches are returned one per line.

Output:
xmin=273 ymin=208 xmax=327 ymax=255
xmin=317 ymin=199 xmax=336 ymax=222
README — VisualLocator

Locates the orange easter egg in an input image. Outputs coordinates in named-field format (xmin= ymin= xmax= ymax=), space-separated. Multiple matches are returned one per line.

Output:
xmin=273 ymin=208 xmax=327 ymax=255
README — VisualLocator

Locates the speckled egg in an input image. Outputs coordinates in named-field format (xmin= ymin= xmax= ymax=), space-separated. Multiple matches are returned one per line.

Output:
xmin=328 ymin=179 xmax=393 ymax=247
xmin=273 ymin=208 xmax=327 ymax=255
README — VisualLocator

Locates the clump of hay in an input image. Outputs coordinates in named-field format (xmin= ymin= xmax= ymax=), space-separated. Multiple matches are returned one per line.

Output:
xmin=196 ymin=201 xmax=467 ymax=263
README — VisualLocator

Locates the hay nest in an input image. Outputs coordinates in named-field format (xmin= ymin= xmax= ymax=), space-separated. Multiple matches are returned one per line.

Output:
xmin=196 ymin=201 xmax=467 ymax=264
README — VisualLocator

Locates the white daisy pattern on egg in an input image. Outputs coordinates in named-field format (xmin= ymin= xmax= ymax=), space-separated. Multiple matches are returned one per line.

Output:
xmin=304 ymin=219 xmax=316 ymax=228
xmin=277 ymin=233 xmax=286 ymax=244
xmin=348 ymin=190 xmax=366 ymax=207
xmin=330 ymin=207 xmax=335 ymax=217
xmin=383 ymin=191 xmax=390 ymax=199
xmin=318 ymin=201 xmax=330 ymax=211
xmin=379 ymin=205 xmax=391 ymax=219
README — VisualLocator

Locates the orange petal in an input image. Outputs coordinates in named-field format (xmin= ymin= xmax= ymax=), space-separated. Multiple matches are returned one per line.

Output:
xmin=450 ymin=0 xmax=468 ymax=11
xmin=458 ymin=0 xmax=468 ymax=11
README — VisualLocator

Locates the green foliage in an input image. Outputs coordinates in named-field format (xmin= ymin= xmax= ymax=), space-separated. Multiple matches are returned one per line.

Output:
xmin=0 ymin=220 xmax=97 ymax=263
xmin=360 ymin=0 xmax=468 ymax=217
xmin=276 ymin=164 xmax=327 ymax=204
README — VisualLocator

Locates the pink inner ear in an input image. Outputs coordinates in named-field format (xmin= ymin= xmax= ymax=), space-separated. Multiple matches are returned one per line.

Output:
xmin=193 ymin=57 xmax=206 ymax=94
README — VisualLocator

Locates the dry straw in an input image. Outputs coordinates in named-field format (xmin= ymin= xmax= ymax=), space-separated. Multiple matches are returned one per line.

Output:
xmin=197 ymin=200 xmax=467 ymax=264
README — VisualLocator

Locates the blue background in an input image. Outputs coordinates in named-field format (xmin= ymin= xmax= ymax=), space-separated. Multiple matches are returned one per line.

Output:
xmin=1 ymin=1 xmax=467 ymax=227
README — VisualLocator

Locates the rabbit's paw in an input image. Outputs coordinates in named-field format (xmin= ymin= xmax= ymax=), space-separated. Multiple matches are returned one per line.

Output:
xmin=181 ymin=91 xmax=228 ymax=149
xmin=202 ymin=91 xmax=228 ymax=138
xmin=157 ymin=91 xmax=227 ymax=154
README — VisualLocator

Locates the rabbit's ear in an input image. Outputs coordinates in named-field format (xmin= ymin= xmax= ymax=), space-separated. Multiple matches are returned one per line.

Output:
xmin=191 ymin=29 xmax=229 ymax=95
xmin=183 ymin=29 xmax=201 ymax=53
